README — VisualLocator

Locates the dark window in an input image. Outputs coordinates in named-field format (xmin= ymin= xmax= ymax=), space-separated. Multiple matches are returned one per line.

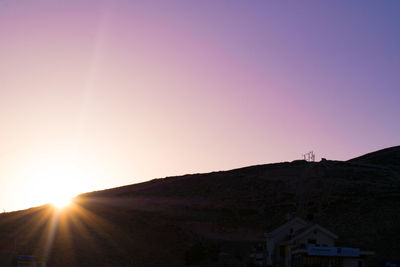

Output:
xmin=280 ymin=246 xmax=285 ymax=257
xmin=308 ymin=239 xmax=316 ymax=244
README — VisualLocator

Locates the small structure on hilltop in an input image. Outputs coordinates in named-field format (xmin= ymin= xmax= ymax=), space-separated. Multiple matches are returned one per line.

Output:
xmin=302 ymin=151 xmax=315 ymax=162
xmin=258 ymin=217 xmax=374 ymax=267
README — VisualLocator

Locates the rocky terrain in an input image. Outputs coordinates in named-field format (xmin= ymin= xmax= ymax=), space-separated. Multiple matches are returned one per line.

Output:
xmin=0 ymin=146 xmax=399 ymax=266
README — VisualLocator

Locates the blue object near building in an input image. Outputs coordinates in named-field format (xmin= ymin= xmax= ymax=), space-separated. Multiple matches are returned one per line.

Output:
xmin=380 ymin=261 xmax=400 ymax=267
xmin=308 ymin=246 xmax=360 ymax=257
xmin=17 ymin=255 xmax=46 ymax=267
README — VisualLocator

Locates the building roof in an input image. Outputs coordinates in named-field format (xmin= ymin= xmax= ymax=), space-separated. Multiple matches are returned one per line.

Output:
xmin=264 ymin=217 xmax=338 ymax=243
xmin=292 ymin=224 xmax=338 ymax=241
xmin=279 ymin=223 xmax=338 ymax=245
xmin=265 ymin=217 xmax=308 ymax=237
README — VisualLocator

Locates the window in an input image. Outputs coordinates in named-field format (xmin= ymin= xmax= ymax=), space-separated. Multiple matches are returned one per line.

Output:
xmin=280 ymin=246 xmax=285 ymax=257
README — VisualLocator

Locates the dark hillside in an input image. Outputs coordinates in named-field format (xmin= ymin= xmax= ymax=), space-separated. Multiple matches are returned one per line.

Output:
xmin=0 ymin=147 xmax=399 ymax=266
xmin=348 ymin=145 xmax=400 ymax=168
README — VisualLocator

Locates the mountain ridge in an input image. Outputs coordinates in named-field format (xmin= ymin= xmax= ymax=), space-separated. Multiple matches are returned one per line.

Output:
xmin=0 ymin=146 xmax=399 ymax=266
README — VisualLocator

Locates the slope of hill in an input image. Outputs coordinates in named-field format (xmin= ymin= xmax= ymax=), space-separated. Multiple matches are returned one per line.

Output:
xmin=348 ymin=145 xmax=400 ymax=168
xmin=0 ymin=146 xmax=399 ymax=266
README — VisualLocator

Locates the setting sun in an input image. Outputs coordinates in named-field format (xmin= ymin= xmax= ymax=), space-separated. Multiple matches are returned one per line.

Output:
xmin=52 ymin=196 xmax=72 ymax=209
xmin=12 ymin=153 xmax=97 ymax=210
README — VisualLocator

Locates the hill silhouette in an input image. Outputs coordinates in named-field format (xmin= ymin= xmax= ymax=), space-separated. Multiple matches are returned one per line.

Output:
xmin=0 ymin=146 xmax=399 ymax=266
xmin=349 ymin=145 xmax=400 ymax=168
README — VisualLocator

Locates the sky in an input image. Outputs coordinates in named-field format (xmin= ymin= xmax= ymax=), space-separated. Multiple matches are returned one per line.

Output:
xmin=0 ymin=0 xmax=399 ymax=211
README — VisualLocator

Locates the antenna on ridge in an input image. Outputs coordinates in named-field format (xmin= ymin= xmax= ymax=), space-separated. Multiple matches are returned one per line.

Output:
xmin=302 ymin=151 xmax=315 ymax=162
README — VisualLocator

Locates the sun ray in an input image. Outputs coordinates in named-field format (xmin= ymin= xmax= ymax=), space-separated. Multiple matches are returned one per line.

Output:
xmin=43 ymin=209 xmax=60 ymax=260
xmin=56 ymin=208 xmax=78 ymax=266
xmin=16 ymin=206 xmax=53 ymax=243
xmin=70 ymin=199 xmax=125 ymax=253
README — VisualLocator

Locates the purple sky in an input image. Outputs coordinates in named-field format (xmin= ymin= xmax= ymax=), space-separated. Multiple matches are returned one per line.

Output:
xmin=0 ymin=1 xmax=399 ymax=211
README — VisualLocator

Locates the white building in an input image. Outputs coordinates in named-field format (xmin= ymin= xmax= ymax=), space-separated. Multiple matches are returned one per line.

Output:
xmin=263 ymin=217 xmax=374 ymax=267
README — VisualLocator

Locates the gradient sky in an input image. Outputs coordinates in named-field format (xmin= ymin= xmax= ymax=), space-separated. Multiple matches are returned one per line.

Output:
xmin=0 ymin=0 xmax=399 ymax=211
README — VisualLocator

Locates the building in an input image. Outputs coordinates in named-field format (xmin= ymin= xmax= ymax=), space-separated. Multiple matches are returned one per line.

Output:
xmin=263 ymin=217 xmax=374 ymax=267
xmin=17 ymin=255 xmax=46 ymax=267
xmin=0 ymin=235 xmax=46 ymax=267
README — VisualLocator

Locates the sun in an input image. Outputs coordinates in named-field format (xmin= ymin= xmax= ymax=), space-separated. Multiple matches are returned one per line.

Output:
xmin=42 ymin=183 xmax=76 ymax=210
xmin=44 ymin=181 xmax=76 ymax=209
xmin=18 ymin=154 xmax=96 ymax=210
xmin=52 ymin=196 xmax=72 ymax=209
